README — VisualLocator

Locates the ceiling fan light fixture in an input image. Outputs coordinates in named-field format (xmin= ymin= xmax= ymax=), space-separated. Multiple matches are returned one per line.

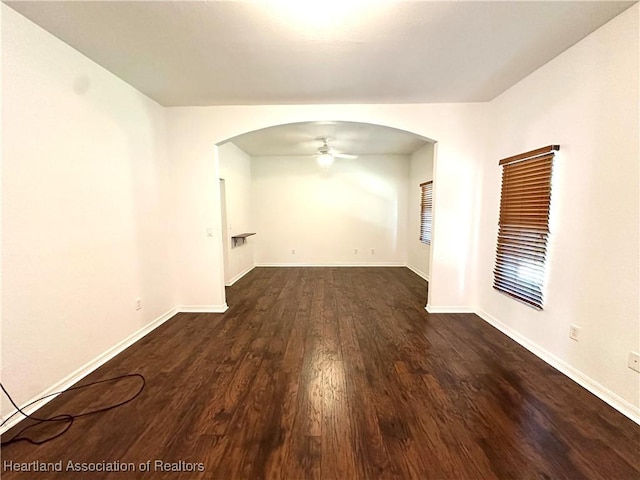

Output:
xmin=317 ymin=153 xmax=334 ymax=168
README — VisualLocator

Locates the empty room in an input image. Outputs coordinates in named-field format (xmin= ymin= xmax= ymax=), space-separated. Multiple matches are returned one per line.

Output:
xmin=1 ymin=1 xmax=639 ymax=479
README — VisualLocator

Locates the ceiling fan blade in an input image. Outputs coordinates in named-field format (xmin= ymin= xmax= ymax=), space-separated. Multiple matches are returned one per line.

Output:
xmin=334 ymin=153 xmax=358 ymax=159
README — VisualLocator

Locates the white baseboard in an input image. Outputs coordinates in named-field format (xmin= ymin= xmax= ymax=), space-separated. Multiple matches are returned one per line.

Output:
xmin=225 ymin=264 xmax=255 ymax=286
xmin=177 ymin=304 xmax=229 ymax=313
xmin=425 ymin=304 xmax=475 ymax=314
xmin=475 ymin=308 xmax=640 ymax=425
xmin=254 ymin=262 xmax=406 ymax=267
xmin=6 ymin=296 xmax=634 ymax=440
xmin=406 ymin=264 xmax=429 ymax=281
xmin=0 ymin=307 xmax=179 ymax=434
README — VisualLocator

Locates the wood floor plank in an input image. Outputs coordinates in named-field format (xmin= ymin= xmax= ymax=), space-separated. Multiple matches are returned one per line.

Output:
xmin=2 ymin=267 xmax=639 ymax=480
xmin=335 ymin=273 xmax=394 ymax=479
xmin=321 ymin=360 xmax=357 ymax=480
xmin=199 ymin=357 xmax=261 ymax=436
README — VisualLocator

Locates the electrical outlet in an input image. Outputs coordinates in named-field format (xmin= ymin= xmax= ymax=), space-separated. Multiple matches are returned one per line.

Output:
xmin=136 ymin=298 xmax=142 ymax=311
xmin=629 ymin=352 xmax=640 ymax=373
xmin=569 ymin=324 xmax=580 ymax=342
xmin=371 ymin=248 xmax=375 ymax=254
xmin=354 ymin=248 xmax=358 ymax=254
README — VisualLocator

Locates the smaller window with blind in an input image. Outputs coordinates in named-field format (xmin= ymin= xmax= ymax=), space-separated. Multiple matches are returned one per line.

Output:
xmin=494 ymin=145 xmax=559 ymax=310
xmin=420 ymin=181 xmax=433 ymax=244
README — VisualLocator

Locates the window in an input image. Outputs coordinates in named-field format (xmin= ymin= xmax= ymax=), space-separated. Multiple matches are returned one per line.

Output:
xmin=420 ymin=181 xmax=433 ymax=244
xmin=494 ymin=145 xmax=559 ymax=310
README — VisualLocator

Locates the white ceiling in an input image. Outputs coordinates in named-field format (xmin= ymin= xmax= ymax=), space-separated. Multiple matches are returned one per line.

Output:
xmin=227 ymin=121 xmax=430 ymax=156
xmin=4 ymin=0 xmax=635 ymax=107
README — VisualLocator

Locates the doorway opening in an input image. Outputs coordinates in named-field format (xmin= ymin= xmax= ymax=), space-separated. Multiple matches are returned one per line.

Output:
xmin=216 ymin=121 xmax=436 ymax=308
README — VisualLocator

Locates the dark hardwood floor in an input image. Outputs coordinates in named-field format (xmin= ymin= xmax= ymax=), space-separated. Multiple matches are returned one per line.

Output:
xmin=2 ymin=267 xmax=639 ymax=479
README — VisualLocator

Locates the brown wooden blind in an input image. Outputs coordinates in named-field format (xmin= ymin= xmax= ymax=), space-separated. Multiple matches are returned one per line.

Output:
xmin=420 ymin=181 xmax=433 ymax=244
xmin=494 ymin=145 xmax=559 ymax=310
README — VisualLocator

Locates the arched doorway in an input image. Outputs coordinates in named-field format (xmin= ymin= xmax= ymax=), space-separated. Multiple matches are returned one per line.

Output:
xmin=214 ymin=121 xmax=436 ymax=309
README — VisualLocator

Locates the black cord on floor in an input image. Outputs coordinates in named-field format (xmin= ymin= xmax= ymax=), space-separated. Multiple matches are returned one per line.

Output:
xmin=1 ymin=373 xmax=145 ymax=446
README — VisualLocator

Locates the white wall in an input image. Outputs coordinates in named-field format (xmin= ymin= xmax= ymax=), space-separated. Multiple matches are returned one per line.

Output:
xmin=407 ymin=143 xmax=434 ymax=280
xmin=218 ymin=142 xmax=254 ymax=284
xmin=1 ymin=5 xmax=175 ymax=417
xmin=252 ymin=154 xmax=409 ymax=266
xmin=167 ymin=103 xmax=485 ymax=312
xmin=476 ymin=4 xmax=639 ymax=415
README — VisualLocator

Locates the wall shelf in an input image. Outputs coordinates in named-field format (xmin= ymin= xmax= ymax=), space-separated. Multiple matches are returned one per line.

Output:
xmin=231 ymin=232 xmax=256 ymax=247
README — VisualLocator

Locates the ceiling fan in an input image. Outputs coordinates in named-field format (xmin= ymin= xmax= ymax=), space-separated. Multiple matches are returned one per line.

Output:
xmin=314 ymin=137 xmax=357 ymax=168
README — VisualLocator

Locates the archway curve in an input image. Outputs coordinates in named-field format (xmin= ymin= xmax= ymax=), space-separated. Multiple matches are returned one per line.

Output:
xmin=214 ymin=119 xmax=437 ymax=309
xmin=185 ymin=104 xmax=448 ymax=149
xmin=216 ymin=120 xmax=436 ymax=150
